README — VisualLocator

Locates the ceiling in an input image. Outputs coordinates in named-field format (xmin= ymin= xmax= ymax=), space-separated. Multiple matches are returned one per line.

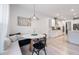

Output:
xmin=11 ymin=4 xmax=79 ymax=20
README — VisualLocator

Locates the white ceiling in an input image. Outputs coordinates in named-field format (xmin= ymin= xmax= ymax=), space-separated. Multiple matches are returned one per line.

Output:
xmin=11 ymin=4 xmax=79 ymax=20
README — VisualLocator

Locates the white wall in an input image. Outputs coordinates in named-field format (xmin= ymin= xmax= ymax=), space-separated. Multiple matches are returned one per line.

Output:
xmin=9 ymin=5 xmax=49 ymax=37
xmin=0 ymin=4 xmax=9 ymax=54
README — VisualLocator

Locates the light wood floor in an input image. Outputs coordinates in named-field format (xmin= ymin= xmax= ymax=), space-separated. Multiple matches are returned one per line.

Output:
xmin=21 ymin=34 xmax=79 ymax=55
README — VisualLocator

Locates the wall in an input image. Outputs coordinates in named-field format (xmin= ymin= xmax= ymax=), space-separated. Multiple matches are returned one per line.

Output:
xmin=9 ymin=5 xmax=49 ymax=37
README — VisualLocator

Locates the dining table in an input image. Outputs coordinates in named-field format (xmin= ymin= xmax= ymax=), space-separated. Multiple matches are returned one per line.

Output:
xmin=21 ymin=34 xmax=45 ymax=39
xmin=19 ymin=33 xmax=45 ymax=51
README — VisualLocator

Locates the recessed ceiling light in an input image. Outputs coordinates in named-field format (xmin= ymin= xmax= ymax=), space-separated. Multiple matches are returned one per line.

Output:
xmin=70 ymin=9 xmax=75 ymax=12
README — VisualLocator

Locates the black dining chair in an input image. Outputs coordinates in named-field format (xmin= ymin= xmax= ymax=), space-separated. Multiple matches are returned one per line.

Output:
xmin=32 ymin=34 xmax=47 ymax=55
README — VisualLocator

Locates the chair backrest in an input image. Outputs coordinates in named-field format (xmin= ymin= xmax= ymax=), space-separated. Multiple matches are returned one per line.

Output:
xmin=9 ymin=33 xmax=21 ymax=36
xmin=39 ymin=33 xmax=47 ymax=46
xmin=9 ymin=33 xmax=21 ymax=42
xmin=43 ymin=33 xmax=47 ymax=46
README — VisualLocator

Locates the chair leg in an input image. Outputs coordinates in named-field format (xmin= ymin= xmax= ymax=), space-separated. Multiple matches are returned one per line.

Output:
xmin=43 ymin=48 xmax=47 ymax=55
xmin=32 ymin=48 xmax=35 ymax=55
xmin=37 ymin=50 xmax=40 ymax=55
xmin=46 ymin=43 xmax=47 ymax=47
xmin=32 ymin=51 xmax=34 ymax=55
xmin=32 ymin=48 xmax=40 ymax=55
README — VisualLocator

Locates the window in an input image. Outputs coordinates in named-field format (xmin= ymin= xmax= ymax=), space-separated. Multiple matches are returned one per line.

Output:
xmin=51 ymin=19 xmax=55 ymax=26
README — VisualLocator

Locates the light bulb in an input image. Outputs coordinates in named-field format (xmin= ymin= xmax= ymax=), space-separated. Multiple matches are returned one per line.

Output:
xmin=33 ymin=16 xmax=36 ymax=19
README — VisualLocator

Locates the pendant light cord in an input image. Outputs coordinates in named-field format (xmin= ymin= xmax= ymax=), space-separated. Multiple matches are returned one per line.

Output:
xmin=33 ymin=4 xmax=35 ymax=16
xmin=32 ymin=4 xmax=39 ymax=20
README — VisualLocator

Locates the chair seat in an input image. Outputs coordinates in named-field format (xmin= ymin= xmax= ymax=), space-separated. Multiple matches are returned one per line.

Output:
xmin=33 ymin=42 xmax=45 ymax=49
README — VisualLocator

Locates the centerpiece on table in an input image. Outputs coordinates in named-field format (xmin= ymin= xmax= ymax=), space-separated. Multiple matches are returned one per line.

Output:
xmin=31 ymin=30 xmax=38 ymax=36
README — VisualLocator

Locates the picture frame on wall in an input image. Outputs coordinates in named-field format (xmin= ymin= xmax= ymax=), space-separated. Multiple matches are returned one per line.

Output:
xmin=17 ymin=16 xmax=31 ymax=26
xmin=73 ymin=23 xmax=79 ymax=30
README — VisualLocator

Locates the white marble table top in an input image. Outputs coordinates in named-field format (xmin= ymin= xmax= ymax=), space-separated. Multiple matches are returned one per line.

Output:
xmin=19 ymin=34 xmax=45 ymax=40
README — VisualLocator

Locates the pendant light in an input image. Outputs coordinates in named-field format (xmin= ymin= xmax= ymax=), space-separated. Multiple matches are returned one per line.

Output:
xmin=31 ymin=4 xmax=39 ymax=20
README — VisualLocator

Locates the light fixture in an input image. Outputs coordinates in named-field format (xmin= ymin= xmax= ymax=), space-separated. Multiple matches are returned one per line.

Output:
xmin=31 ymin=4 xmax=39 ymax=20
xmin=70 ymin=9 xmax=75 ymax=12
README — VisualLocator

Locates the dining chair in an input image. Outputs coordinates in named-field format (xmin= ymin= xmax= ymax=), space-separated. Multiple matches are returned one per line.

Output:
xmin=9 ymin=33 xmax=31 ymax=48
xmin=32 ymin=34 xmax=47 ymax=55
xmin=9 ymin=33 xmax=21 ymax=42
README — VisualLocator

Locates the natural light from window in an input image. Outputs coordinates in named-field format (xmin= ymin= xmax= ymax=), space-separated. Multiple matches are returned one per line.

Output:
xmin=52 ymin=19 xmax=55 ymax=27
